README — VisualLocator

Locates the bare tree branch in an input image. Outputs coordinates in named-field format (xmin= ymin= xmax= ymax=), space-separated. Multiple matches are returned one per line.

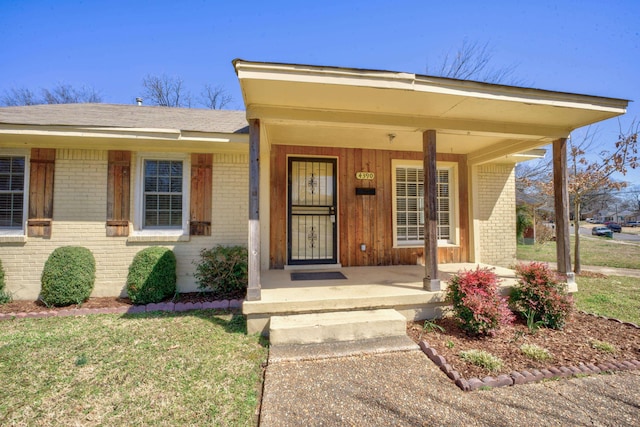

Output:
xmin=198 ymin=84 xmax=232 ymax=109
xmin=427 ymin=39 xmax=526 ymax=85
xmin=141 ymin=74 xmax=191 ymax=107
xmin=1 ymin=84 xmax=102 ymax=106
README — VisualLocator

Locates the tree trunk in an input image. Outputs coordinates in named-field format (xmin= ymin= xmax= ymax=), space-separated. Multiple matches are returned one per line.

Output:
xmin=574 ymin=199 xmax=581 ymax=274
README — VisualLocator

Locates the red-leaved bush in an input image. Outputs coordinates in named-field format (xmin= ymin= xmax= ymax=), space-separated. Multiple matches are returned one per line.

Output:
xmin=446 ymin=267 xmax=514 ymax=336
xmin=511 ymin=262 xmax=574 ymax=330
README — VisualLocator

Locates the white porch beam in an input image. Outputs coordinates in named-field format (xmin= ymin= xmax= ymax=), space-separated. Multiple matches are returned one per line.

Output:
xmin=247 ymin=105 xmax=571 ymax=140
xmin=466 ymin=138 xmax=557 ymax=165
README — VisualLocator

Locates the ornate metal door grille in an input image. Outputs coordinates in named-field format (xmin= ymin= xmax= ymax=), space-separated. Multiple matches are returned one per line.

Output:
xmin=288 ymin=158 xmax=337 ymax=264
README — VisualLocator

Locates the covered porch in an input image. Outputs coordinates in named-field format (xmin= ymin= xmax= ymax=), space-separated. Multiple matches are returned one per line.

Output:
xmin=233 ymin=60 xmax=629 ymax=337
xmin=244 ymin=263 xmax=518 ymax=335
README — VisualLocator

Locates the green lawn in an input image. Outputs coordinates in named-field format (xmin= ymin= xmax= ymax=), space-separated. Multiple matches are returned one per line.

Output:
xmin=0 ymin=310 xmax=267 ymax=426
xmin=517 ymin=235 xmax=640 ymax=324
xmin=573 ymin=276 xmax=640 ymax=324
xmin=517 ymin=236 xmax=640 ymax=269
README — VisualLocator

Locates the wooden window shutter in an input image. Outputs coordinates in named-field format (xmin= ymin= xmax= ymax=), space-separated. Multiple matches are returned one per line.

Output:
xmin=28 ymin=148 xmax=55 ymax=238
xmin=106 ymin=151 xmax=131 ymax=237
xmin=190 ymin=153 xmax=212 ymax=236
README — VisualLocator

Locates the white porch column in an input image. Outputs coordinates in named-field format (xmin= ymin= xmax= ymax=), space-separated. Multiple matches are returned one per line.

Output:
xmin=247 ymin=119 xmax=261 ymax=301
xmin=553 ymin=138 xmax=572 ymax=278
xmin=423 ymin=130 xmax=441 ymax=291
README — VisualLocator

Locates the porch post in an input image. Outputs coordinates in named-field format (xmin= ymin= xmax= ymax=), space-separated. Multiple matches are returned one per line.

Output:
xmin=247 ymin=119 xmax=261 ymax=301
xmin=423 ymin=130 xmax=441 ymax=291
xmin=553 ymin=138 xmax=572 ymax=277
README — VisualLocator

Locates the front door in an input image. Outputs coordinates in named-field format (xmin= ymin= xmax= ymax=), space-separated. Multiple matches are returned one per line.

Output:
xmin=288 ymin=158 xmax=337 ymax=265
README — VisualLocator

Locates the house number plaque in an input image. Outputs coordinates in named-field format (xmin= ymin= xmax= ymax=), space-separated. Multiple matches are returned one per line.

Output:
xmin=355 ymin=171 xmax=375 ymax=180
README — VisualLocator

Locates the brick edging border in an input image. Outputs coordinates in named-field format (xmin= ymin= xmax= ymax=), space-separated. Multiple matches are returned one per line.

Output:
xmin=0 ymin=299 xmax=244 ymax=321
xmin=419 ymin=311 xmax=640 ymax=392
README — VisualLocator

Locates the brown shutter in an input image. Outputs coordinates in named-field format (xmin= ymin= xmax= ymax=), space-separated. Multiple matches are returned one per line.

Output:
xmin=106 ymin=151 xmax=131 ymax=237
xmin=28 ymin=148 xmax=55 ymax=238
xmin=190 ymin=153 xmax=212 ymax=236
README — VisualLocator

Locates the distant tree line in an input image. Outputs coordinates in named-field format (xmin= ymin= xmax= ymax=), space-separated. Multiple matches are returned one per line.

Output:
xmin=1 ymin=85 xmax=102 ymax=106
xmin=0 ymin=74 xmax=232 ymax=109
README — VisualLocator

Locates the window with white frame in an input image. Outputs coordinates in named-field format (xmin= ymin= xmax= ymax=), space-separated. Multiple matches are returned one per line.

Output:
xmin=394 ymin=163 xmax=455 ymax=246
xmin=144 ymin=159 xmax=183 ymax=228
xmin=134 ymin=154 xmax=190 ymax=236
xmin=0 ymin=155 xmax=26 ymax=230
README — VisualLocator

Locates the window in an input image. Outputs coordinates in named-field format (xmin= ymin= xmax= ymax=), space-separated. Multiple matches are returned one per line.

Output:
xmin=393 ymin=162 xmax=455 ymax=246
xmin=0 ymin=156 xmax=26 ymax=230
xmin=133 ymin=154 xmax=190 ymax=239
xmin=143 ymin=160 xmax=183 ymax=228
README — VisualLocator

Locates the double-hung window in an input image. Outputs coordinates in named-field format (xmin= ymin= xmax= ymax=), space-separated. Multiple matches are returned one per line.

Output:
xmin=144 ymin=159 xmax=183 ymax=228
xmin=0 ymin=154 xmax=28 ymax=234
xmin=134 ymin=154 xmax=190 ymax=238
xmin=393 ymin=160 xmax=456 ymax=247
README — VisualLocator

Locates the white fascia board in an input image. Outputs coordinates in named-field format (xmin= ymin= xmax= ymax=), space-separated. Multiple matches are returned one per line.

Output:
xmin=235 ymin=60 xmax=629 ymax=115
xmin=0 ymin=125 xmax=247 ymax=143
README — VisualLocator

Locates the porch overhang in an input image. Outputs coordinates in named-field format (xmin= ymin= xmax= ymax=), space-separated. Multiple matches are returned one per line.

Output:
xmin=233 ymin=59 xmax=629 ymax=163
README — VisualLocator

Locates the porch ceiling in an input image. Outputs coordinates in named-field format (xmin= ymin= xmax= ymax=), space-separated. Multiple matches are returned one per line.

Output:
xmin=234 ymin=60 xmax=629 ymax=161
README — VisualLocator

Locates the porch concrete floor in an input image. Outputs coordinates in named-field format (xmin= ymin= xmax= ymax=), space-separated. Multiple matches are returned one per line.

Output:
xmin=243 ymin=263 xmax=518 ymax=335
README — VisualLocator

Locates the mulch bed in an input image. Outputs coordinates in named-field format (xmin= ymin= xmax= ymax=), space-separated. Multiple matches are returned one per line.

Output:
xmin=0 ymin=292 xmax=222 ymax=315
xmin=407 ymin=312 xmax=640 ymax=381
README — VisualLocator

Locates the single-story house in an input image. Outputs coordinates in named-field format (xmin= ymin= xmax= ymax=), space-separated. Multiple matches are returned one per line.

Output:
xmin=0 ymin=60 xmax=629 ymax=336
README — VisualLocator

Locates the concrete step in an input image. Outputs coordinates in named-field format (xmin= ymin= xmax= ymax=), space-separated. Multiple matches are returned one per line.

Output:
xmin=269 ymin=309 xmax=408 ymax=345
xmin=268 ymin=336 xmax=420 ymax=363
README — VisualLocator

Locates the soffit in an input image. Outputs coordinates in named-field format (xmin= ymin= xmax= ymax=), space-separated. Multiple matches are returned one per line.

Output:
xmin=235 ymin=60 xmax=629 ymax=159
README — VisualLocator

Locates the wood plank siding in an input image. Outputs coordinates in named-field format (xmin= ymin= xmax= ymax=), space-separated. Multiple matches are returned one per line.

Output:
xmin=106 ymin=150 xmax=131 ymax=237
xmin=269 ymin=145 xmax=469 ymax=269
xmin=28 ymin=148 xmax=56 ymax=238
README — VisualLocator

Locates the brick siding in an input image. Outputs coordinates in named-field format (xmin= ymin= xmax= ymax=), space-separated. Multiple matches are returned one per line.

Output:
xmin=0 ymin=149 xmax=249 ymax=300
xmin=476 ymin=164 xmax=517 ymax=267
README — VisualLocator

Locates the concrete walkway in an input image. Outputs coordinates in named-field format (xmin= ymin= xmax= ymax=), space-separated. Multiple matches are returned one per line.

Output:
xmin=260 ymin=350 xmax=640 ymax=426
xmin=535 ymin=262 xmax=640 ymax=278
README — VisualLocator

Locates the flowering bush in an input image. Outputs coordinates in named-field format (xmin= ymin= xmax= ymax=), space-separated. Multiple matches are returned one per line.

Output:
xmin=511 ymin=262 xmax=574 ymax=330
xmin=446 ymin=267 xmax=514 ymax=336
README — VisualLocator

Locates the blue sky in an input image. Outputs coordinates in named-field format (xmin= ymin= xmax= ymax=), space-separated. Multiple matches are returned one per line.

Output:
xmin=2 ymin=0 xmax=639 ymax=182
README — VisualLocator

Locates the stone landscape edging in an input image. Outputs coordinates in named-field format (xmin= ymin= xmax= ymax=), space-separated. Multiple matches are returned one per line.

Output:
xmin=0 ymin=299 xmax=244 ymax=321
xmin=419 ymin=311 xmax=640 ymax=391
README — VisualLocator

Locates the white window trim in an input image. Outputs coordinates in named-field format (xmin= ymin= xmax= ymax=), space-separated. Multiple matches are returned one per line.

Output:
xmin=391 ymin=159 xmax=459 ymax=248
xmin=132 ymin=152 xmax=190 ymax=240
xmin=0 ymin=149 xmax=30 ymax=239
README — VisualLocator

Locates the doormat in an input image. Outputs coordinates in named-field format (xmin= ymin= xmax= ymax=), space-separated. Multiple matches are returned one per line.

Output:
xmin=290 ymin=271 xmax=347 ymax=281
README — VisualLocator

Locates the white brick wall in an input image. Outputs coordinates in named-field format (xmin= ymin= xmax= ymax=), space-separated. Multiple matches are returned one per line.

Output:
xmin=477 ymin=164 xmax=517 ymax=267
xmin=0 ymin=149 xmax=249 ymax=300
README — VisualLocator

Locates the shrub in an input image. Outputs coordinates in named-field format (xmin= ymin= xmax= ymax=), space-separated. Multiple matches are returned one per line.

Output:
xmin=459 ymin=349 xmax=503 ymax=372
xmin=534 ymin=220 xmax=555 ymax=244
xmin=194 ymin=245 xmax=247 ymax=299
xmin=511 ymin=262 xmax=574 ymax=330
xmin=126 ymin=247 xmax=177 ymax=304
xmin=41 ymin=246 xmax=95 ymax=307
xmin=520 ymin=343 xmax=552 ymax=361
xmin=590 ymin=339 xmax=617 ymax=353
xmin=445 ymin=267 xmax=514 ymax=336
xmin=0 ymin=258 xmax=11 ymax=304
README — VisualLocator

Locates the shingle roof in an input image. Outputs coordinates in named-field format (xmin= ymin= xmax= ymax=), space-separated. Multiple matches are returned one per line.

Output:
xmin=0 ymin=103 xmax=249 ymax=134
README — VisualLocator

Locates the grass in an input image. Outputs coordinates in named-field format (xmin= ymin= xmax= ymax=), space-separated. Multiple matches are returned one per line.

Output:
xmin=573 ymin=276 xmax=640 ymax=324
xmin=517 ymin=231 xmax=640 ymax=324
xmin=517 ymin=236 xmax=640 ymax=269
xmin=459 ymin=349 xmax=503 ymax=372
xmin=590 ymin=339 xmax=617 ymax=353
xmin=0 ymin=310 xmax=267 ymax=426
xmin=520 ymin=344 xmax=552 ymax=361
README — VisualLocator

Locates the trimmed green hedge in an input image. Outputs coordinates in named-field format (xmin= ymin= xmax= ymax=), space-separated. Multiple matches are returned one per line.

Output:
xmin=41 ymin=246 xmax=96 ymax=307
xmin=126 ymin=247 xmax=177 ymax=304
xmin=0 ymin=258 xmax=11 ymax=304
